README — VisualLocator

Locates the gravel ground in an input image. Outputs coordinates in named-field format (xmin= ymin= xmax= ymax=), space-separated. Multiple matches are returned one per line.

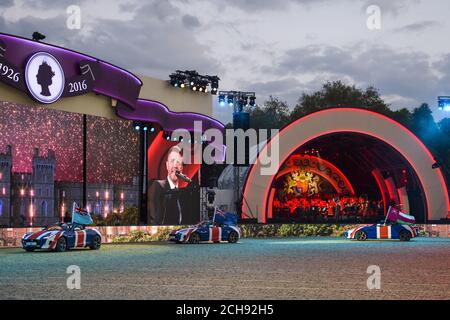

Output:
xmin=0 ymin=237 xmax=449 ymax=300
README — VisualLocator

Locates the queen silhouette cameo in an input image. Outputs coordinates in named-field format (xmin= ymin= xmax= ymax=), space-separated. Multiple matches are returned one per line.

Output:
xmin=36 ymin=61 xmax=55 ymax=96
xmin=25 ymin=52 xmax=65 ymax=104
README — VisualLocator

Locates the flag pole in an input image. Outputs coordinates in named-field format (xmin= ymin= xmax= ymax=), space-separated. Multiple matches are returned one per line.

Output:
xmin=71 ymin=202 xmax=76 ymax=224
xmin=383 ymin=206 xmax=391 ymax=225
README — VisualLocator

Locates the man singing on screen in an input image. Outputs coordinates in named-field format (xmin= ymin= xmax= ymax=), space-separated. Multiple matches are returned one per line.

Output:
xmin=148 ymin=146 xmax=190 ymax=225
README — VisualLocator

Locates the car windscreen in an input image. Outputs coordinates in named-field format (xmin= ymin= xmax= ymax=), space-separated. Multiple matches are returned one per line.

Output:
xmin=47 ymin=225 xmax=62 ymax=231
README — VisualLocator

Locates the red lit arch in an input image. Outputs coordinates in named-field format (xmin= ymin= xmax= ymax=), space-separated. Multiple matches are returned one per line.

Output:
xmin=242 ymin=108 xmax=450 ymax=222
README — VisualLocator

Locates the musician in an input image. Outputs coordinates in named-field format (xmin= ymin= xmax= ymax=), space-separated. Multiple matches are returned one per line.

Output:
xmin=147 ymin=146 xmax=196 ymax=225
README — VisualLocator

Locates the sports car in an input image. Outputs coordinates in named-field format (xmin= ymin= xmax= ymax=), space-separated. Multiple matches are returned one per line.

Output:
xmin=344 ymin=223 xmax=419 ymax=241
xmin=21 ymin=223 xmax=102 ymax=252
xmin=169 ymin=220 xmax=241 ymax=244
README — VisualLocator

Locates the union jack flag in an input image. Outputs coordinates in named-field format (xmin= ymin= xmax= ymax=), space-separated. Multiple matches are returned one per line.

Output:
xmin=215 ymin=208 xmax=226 ymax=217
xmin=213 ymin=207 xmax=237 ymax=225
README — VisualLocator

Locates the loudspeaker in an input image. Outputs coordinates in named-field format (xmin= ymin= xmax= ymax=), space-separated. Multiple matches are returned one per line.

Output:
xmin=200 ymin=164 xmax=219 ymax=187
xmin=232 ymin=112 xmax=250 ymax=166
xmin=233 ymin=112 xmax=250 ymax=130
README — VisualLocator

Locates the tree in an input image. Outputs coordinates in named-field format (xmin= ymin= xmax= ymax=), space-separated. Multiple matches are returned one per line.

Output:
xmin=438 ymin=118 xmax=450 ymax=136
xmin=437 ymin=118 xmax=450 ymax=182
xmin=410 ymin=105 xmax=450 ymax=183
xmin=290 ymin=81 xmax=391 ymax=120
xmin=410 ymin=103 xmax=441 ymax=146
xmin=245 ymin=96 xmax=291 ymax=131
xmin=391 ymin=108 xmax=412 ymax=128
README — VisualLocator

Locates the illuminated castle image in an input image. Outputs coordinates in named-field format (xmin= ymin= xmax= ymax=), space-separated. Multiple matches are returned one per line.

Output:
xmin=0 ymin=145 xmax=138 ymax=227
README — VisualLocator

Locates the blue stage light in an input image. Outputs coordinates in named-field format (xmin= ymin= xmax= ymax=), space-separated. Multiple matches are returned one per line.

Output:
xmin=218 ymin=95 xmax=225 ymax=106
xmin=227 ymin=94 xmax=234 ymax=107
xmin=438 ymin=96 xmax=450 ymax=112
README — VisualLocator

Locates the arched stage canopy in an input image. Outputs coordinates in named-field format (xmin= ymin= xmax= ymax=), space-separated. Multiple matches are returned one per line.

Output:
xmin=242 ymin=108 xmax=450 ymax=223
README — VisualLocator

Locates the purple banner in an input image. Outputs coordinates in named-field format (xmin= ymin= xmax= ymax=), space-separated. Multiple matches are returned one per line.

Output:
xmin=0 ymin=33 xmax=141 ymax=109
xmin=0 ymin=33 xmax=224 ymax=132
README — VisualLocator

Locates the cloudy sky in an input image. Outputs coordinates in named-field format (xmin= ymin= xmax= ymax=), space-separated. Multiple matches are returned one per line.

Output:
xmin=1 ymin=0 xmax=449 ymax=124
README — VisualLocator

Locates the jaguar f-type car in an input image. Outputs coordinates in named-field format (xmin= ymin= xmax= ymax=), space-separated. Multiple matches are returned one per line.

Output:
xmin=170 ymin=209 xmax=241 ymax=244
xmin=344 ymin=223 xmax=419 ymax=241
xmin=21 ymin=223 xmax=102 ymax=252
xmin=169 ymin=220 xmax=241 ymax=244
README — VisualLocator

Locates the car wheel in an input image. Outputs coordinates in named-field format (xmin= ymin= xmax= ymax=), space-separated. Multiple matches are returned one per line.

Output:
xmin=228 ymin=231 xmax=239 ymax=243
xmin=89 ymin=235 xmax=101 ymax=250
xmin=355 ymin=230 xmax=367 ymax=241
xmin=55 ymin=237 xmax=67 ymax=252
xmin=188 ymin=232 xmax=200 ymax=244
xmin=399 ymin=230 xmax=411 ymax=241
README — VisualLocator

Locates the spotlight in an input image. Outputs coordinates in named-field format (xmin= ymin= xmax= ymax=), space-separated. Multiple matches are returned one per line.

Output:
xmin=150 ymin=127 xmax=155 ymax=132
xmin=169 ymin=72 xmax=187 ymax=88
xmin=192 ymin=86 xmax=197 ymax=91
xmin=249 ymin=96 xmax=256 ymax=107
xmin=209 ymin=76 xmax=220 ymax=94
xmin=169 ymin=74 xmax=178 ymax=87
xmin=438 ymin=96 xmax=450 ymax=112
xmin=240 ymin=96 xmax=248 ymax=108
xmin=32 ymin=31 xmax=46 ymax=42
xmin=218 ymin=95 xmax=225 ymax=106
xmin=207 ymin=189 xmax=216 ymax=203
xmin=143 ymin=126 xmax=148 ymax=131
xmin=228 ymin=95 xmax=234 ymax=107
xmin=133 ymin=121 xmax=141 ymax=131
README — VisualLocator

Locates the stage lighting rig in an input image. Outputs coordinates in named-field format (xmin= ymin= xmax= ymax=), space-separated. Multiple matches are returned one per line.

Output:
xmin=133 ymin=121 xmax=155 ymax=132
xmin=168 ymin=70 xmax=220 ymax=94
xmin=218 ymin=91 xmax=256 ymax=112
xmin=208 ymin=75 xmax=220 ymax=95
xmin=217 ymin=90 xmax=256 ymax=215
xmin=438 ymin=96 xmax=450 ymax=112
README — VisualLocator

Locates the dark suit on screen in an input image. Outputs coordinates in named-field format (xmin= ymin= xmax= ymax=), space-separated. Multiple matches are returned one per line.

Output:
xmin=148 ymin=179 xmax=183 ymax=225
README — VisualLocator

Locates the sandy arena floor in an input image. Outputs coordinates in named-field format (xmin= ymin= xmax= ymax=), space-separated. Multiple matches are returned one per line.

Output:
xmin=1 ymin=237 xmax=449 ymax=300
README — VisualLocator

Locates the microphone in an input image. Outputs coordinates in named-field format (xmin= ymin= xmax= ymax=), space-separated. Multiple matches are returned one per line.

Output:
xmin=175 ymin=170 xmax=192 ymax=183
